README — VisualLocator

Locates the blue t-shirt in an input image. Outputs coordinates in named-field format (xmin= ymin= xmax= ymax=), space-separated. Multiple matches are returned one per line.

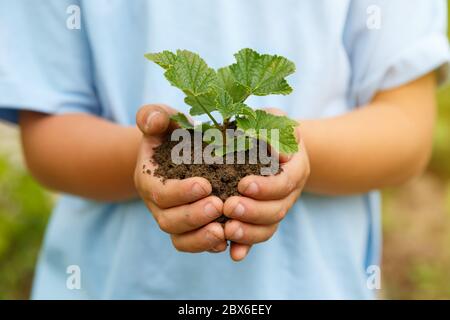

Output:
xmin=0 ymin=0 xmax=448 ymax=299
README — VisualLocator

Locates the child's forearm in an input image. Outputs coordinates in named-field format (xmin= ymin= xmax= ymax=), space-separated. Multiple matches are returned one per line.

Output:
xmin=301 ymin=73 xmax=437 ymax=195
xmin=19 ymin=111 xmax=141 ymax=201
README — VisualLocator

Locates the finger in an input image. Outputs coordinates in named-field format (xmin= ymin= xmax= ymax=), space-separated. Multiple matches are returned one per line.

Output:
xmin=150 ymin=196 xmax=223 ymax=234
xmin=223 ymin=196 xmax=287 ymax=225
xmin=171 ymin=222 xmax=226 ymax=253
xmin=230 ymin=243 xmax=252 ymax=261
xmin=136 ymin=104 xmax=178 ymax=136
xmin=239 ymin=136 xmax=308 ymax=201
xmin=269 ymin=144 xmax=293 ymax=164
xmin=143 ymin=176 xmax=212 ymax=209
xmin=237 ymin=158 xmax=300 ymax=201
xmin=238 ymin=172 xmax=294 ymax=201
xmin=224 ymin=220 xmax=278 ymax=245
xmin=135 ymin=104 xmax=176 ymax=169
xmin=208 ymin=241 xmax=228 ymax=254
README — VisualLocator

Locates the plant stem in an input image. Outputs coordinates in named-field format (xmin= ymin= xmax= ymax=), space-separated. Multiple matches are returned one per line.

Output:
xmin=222 ymin=118 xmax=229 ymax=146
xmin=223 ymin=118 xmax=229 ymax=129
xmin=194 ymin=96 xmax=221 ymax=129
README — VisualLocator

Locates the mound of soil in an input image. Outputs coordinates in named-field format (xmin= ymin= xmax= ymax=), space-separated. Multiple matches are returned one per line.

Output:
xmin=149 ymin=128 xmax=280 ymax=222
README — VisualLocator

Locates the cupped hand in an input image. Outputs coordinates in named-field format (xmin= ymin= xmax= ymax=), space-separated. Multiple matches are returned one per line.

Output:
xmin=134 ymin=104 xmax=227 ymax=253
xmin=223 ymin=108 xmax=310 ymax=261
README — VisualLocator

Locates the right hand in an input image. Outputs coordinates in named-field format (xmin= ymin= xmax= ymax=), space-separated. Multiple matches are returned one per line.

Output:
xmin=134 ymin=104 xmax=227 ymax=253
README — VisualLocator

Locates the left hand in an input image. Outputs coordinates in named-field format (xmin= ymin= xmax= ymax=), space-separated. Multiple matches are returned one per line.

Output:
xmin=223 ymin=108 xmax=310 ymax=261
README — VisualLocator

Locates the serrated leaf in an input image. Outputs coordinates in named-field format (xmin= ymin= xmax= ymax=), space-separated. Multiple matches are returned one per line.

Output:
xmin=145 ymin=51 xmax=177 ymax=69
xmin=194 ymin=122 xmax=215 ymax=132
xmin=236 ymin=110 xmax=299 ymax=154
xmin=216 ymin=67 xmax=249 ymax=102
xmin=235 ymin=103 xmax=256 ymax=118
xmin=215 ymin=88 xmax=234 ymax=119
xmin=215 ymin=88 xmax=255 ymax=120
xmin=164 ymin=50 xmax=217 ymax=96
xmin=229 ymin=48 xmax=295 ymax=96
xmin=145 ymin=48 xmax=300 ymax=155
xmin=185 ymin=90 xmax=218 ymax=116
xmin=171 ymin=113 xmax=212 ymax=132
xmin=170 ymin=113 xmax=193 ymax=129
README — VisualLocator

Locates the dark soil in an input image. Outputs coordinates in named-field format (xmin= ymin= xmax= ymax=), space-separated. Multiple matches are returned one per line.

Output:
xmin=149 ymin=127 xmax=280 ymax=222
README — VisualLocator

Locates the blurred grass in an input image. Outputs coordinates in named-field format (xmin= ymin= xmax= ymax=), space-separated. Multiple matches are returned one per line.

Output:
xmin=0 ymin=4 xmax=450 ymax=300
xmin=380 ymin=83 xmax=450 ymax=299
xmin=0 ymin=152 xmax=52 ymax=299
xmin=379 ymin=4 xmax=450 ymax=299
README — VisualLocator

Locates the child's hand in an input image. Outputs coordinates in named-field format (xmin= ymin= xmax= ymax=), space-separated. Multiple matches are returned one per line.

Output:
xmin=223 ymin=108 xmax=310 ymax=261
xmin=134 ymin=104 xmax=227 ymax=253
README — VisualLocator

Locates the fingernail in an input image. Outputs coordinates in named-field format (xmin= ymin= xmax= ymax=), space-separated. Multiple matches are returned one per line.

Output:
xmin=204 ymin=203 xmax=219 ymax=219
xmin=232 ymin=203 xmax=245 ymax=217
xmin=192 ymin=183 xmax=207 ymax=197
xmin=244 ymin=182 xmax=259 ymax=196
xmin=231 ymin=226 xmax=244 ymax=240
xmin=145 ymin=111 xmax=161 ymax=130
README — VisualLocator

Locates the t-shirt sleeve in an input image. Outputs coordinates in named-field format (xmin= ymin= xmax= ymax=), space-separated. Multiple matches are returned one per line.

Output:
xmin=0 ymin=0 xmax=100 ymax=124
xmin=344 ymin=0 xmax=450 ymax=106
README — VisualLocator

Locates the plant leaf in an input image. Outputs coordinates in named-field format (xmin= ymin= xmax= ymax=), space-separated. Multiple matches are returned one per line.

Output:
xmin=145 ymin=48 xmax=300 ymax=155
xmin=215 ymin=88 xmax=234 ymax=119
xmin=229 ymin=48 xmax=295 ymax=96
xmin=216 ymin=67 xmax=249 ymax=102
xmin=164 ymin=50 xmax=217 ymax=96
xmin=236 ymin=110 xmax=299 ymax=154
xmin=144 ymin=51 xmax=177 ymax=69
xmin=215 ymin=87 xmax=255 ymax=120
xmin=185 ymin=90 xmax=218 ymax=116
xmin=194 ymin=122 xmax=215 ymax=132
xmin=170 ymin=113 xmax=193 ymax=129
xmin=171 ymin=113 xmax=213 ymax=132
xmin=235 ymin=103 xmax=256 ymax=118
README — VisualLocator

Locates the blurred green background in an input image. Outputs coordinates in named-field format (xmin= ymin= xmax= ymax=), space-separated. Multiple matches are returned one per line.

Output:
xmin=1 ymin=8 xmax=450 ymax=300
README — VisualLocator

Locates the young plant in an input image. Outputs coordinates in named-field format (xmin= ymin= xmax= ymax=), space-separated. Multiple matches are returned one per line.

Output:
xmin=145 ymin=48 xmax=299 ymax=155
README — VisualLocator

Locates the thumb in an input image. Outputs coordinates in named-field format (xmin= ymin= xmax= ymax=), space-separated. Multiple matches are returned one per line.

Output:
xmin=135 ymin=104 xmax=179 ymax=172
xmin=136 ymin=104 xmax=177 ymax=136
